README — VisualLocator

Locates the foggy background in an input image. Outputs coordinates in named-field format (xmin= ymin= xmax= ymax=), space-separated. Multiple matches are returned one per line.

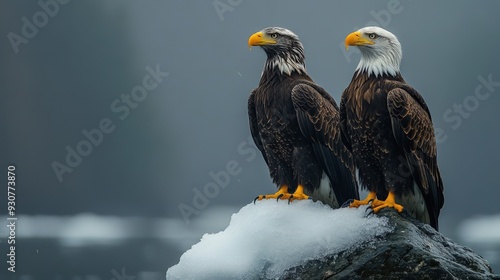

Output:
xmin=1 ymin=1 xmax=499 ymax=279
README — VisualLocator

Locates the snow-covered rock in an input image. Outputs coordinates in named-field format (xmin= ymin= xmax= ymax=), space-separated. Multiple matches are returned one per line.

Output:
xmin=167 ymin=200 xmax=500 ymax=279
xmin=166 ymin=200 xmax=391 ymax=279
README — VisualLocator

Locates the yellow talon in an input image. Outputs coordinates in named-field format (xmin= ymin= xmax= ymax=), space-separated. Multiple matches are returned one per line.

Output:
xmin=371 ymin=192 xmax=404 ymax=213
xmin=288 ymin=185 xmax=310 ymax=203
xmin=350 ymin=191 xmax=378 ymax=208
xmin=254 ymin=185 xmax=312 ymax=204
xmin=254 ymin=185 xmax=290 ymax=203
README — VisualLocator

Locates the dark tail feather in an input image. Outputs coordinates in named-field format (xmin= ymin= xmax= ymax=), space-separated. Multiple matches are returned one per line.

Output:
xmin=312 ymin=144 xmax=359 ymax=205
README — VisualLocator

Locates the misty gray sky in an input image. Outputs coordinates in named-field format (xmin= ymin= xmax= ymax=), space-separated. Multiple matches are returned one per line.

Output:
xmin=1 ymin=1 xmax=499 ymax=278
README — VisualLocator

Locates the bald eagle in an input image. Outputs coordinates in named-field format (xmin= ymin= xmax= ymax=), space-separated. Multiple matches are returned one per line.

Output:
xmin=248 ymin=27 xmax=358 ymax=208
xmin=341 ymin=26 xmax=444 ymax=230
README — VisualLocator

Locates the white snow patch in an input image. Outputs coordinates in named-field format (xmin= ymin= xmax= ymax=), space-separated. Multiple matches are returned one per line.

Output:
xmin=166 ymin=200 xmax=393 ymax=280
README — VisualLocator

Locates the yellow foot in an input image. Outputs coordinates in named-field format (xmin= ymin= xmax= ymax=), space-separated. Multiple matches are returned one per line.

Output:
xmin=254 ymin=185 xmax=290 ymax=203
xmin=350 ymin=191 xmax=378 ymax=208
xmin=371 ymin=192 xmax=404 ymax=213
xmin=288 ymin=185 xmax=311 ymax=204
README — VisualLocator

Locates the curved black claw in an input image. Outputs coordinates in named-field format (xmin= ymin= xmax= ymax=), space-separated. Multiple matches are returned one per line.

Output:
xmin=365 ymin=206 xmax=375 ymax=217
xmin=276 ymin=193 xmax=284 ymax=202
xmin=288 ymin=195 xmax=294 ymax=204
xmin=341 ymin=199 xmax=355 ymax=208
xmin=253 ymin=196 xmax=260 ymax=204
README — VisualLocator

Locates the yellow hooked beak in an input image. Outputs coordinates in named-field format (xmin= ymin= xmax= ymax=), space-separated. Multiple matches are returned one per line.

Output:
xmin=345 ymin=31 xmax=374 ymax=50
xmin=248 ymin=31 xmax=277 ymax=49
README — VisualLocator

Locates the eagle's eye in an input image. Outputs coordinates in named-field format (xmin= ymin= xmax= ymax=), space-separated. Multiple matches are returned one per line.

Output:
xmin=368 ymin=33 xmax=378 ymax=39
xmin=270 ymin=33 xmax=278 ymax=39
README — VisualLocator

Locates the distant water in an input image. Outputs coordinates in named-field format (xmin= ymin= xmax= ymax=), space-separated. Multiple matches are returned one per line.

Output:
xmin=2 ymin=238 xmax=180 ymax=280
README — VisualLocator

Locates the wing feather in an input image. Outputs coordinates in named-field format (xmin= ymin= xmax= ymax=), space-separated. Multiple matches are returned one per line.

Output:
xmin=291 ymin=83 xmax=359 ymax=203
xmin=248 ymin=91 xmax=268 ymax=165
xmin=387 ymin=88 xmax=444 ymax=229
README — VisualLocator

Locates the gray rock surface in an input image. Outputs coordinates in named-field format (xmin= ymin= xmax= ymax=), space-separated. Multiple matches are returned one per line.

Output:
xmin=277 ymin=209 xmax=499 ymax=280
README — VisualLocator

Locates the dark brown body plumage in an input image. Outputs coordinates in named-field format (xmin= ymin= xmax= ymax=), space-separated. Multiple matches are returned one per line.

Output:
xmin=251 ymin=73 xmax=312 ymax=188
xmin=340 ymin=71 xmax=444 ymax=229
xmin=249 ymin=71 xmax=358 ymax=208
